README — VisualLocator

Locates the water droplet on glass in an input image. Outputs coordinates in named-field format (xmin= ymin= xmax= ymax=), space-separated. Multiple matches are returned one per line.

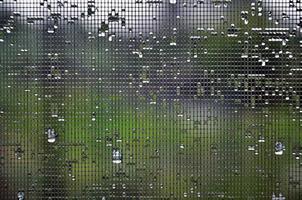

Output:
xmin=272 ymin=193 xmax=286 ymax=200
xmin=17 ymin=191 xmax=24 ymax=200
xmin=248 ymin=145 xmax=255 ymax=151
xmin=15 ymin=147 xmax=23 ymax=160
xmin=47 ymin=27 xmax=55 ymax=34
xmin=227 ymin=24 xmax=238 ymax=37
xmin=275 ymin=142 xmax=285 ymax=155
xmin=292 ymin=145 xmax=302 ymax=160
xmin=258 ymin=135 xmax=265 ymax=143
xmin=45 ymin=128 xmax=58 ymax=143
xmin=112 ymin=148 xmax=122 ymax=164
xmin=108 ymin=9 xmax=119 ymax=22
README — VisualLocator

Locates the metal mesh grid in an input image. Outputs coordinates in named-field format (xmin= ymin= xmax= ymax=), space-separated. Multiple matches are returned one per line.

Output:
xmin=0 ymin=0 xmax=301 ymax=199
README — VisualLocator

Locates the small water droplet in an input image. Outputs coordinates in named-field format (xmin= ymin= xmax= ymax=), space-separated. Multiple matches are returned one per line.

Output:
xmin=46 ymin=128 xmax=58 ymax=143
xmin=275 ymin=142 xmax=285 ymax=155
xmin=17 ymin=191 xmax=25 ymax=200
xmin=248 ymin=145 xmax=255 ymax=151
xmin=272 ymin=193 xmax=286 ymax=200
xmin=258 ymin=136 xmax=265 ymax=143
xmin=170 ymin=0 xmax=177 ymax=4
xmin=112 ymin=148 xmax=122 ymax=164
xmin=15 ymin=147 xmax=23 ymax=160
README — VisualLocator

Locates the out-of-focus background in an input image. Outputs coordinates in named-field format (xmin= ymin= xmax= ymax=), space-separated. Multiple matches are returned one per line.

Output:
xmin=0 ymin=0 xmax=301 ymax=199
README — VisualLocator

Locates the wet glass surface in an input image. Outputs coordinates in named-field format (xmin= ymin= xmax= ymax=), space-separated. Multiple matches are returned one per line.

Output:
xmin=0 ymin=0 xmax=301 ymax=199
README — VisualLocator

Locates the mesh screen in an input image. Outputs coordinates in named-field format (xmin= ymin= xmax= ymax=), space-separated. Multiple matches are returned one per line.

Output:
xmin=0 ymin=0 xmax=301 ymax=199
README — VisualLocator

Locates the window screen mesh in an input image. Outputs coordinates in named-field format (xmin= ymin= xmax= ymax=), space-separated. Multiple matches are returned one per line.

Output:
xmin=0 ymin=0 xmax=301 ymax=199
